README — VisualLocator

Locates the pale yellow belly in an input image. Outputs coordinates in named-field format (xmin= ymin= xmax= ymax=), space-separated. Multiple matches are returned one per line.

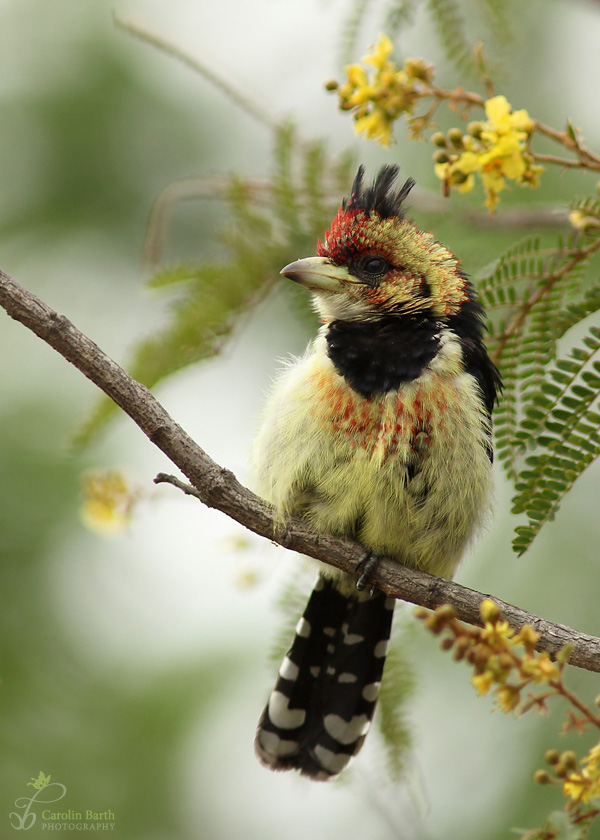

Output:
xmin=253 ymin=350 xmax=493 ymax=579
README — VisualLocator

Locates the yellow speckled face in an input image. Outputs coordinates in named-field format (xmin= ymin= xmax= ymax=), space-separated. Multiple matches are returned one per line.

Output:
xmin=317 ymin=206 xmax=469 ymax=317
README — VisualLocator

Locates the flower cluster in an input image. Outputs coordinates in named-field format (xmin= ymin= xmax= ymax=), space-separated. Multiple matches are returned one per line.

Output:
xmin=416 ymin=599 xmax=565 ymax=713
xmin=80 ymin=470 xmax=140 ymax=535
xmin=433 ymin=95 xmax=542 ymax=211
xmin=561 ymin=742 xmax=600 ymax=803
xmin=327 ymin=34 xmax=433 ymax=146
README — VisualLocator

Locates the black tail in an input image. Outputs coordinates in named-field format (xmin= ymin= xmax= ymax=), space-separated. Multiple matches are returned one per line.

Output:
xmin=255 ymin=575 xmax=395 ymax=780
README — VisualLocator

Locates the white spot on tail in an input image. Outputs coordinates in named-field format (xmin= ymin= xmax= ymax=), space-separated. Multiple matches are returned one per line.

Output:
xmin=323 ymin=713 xmax=370 ymax=745
xmin=295 ymin=617 xmax=311 ymax=638
xmin=374 ymin=639 xmax=389 ymax=658
xmin=312 ymin=745 xmax=353 ymax=776
xmin=344 ymin=631 xmax=365 ymax=645
xmin=268 ymin=691 xmax=306 ymax=729
xmin=338 ymin=672 xmax=358 ymax=683
xmin=279 ymin=656 xmax=299 ymax=681
xmin=256 ymin=729 xmax=298 ymax=760
xmin=362 ymin=681 xmax=381 ymax=702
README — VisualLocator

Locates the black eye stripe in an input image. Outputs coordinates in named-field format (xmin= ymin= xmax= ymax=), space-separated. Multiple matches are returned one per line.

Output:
xmin=417 ymin=274 xmax=431 ymax=297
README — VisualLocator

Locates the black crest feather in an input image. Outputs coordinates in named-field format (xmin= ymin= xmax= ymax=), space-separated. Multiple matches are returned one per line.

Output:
xmin=344 ymin=165 xmax=415 ymax=219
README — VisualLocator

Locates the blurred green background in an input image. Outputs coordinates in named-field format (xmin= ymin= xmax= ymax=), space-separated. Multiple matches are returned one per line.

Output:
xmin=2 ymin=0 xmax=600 ymax=838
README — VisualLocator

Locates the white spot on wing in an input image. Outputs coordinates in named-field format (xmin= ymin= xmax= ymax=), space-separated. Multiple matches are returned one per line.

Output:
xmin=323 ymin=627 xmax=336 ymax=637
xmin=268 ymin=691 xmax=306 ymax=729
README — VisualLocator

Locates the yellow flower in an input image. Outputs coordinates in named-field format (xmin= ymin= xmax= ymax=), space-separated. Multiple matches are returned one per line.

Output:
xmin=517 ymin=625 xmax=540 ymax=652
xmin=481 ymin=619 xmax=515 ymax=649
xmin=479 ymin=599 xmax=501 ymax=623
xmin=585 ymin=742 xmax=600 ymax=769
xmin=332 ymin=34 xmax=428 ymax=146
xmin=363 ymin=33 xmax=394 ymax=70
xmin=569 ymin=209 xmax=600 ymax=233
xmin=564 ymin=765 xmax=600 ymax=803
xmin=435 ymin=94 xmax=540 ymax=212
xmin=485 ymin=95 xmax=534 ymax=135
xmin=564 ymin=771 xmax=589 ymax=802
xmin=355 ymin=110 xmax=394 ymax=146
xmin=521 ymin=651 xmax=560 ymax=684
xmin=345 ymin=64 xmax=369 ymax=88
xmin=496 ymin=685 xmax=521 ymax=712
xmin=472 ymin=670 xmax=494 ymax=696
xmin=80 ymin=470 xmax=138 ymax=536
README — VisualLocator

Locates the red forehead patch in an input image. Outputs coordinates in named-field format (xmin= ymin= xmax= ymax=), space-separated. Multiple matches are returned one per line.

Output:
xmin=317 ymin=207 xmax=373 ymax=263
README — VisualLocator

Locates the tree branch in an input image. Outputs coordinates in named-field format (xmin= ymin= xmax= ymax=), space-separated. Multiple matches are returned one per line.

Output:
xmin=1 ymin=265 xmax=600 ymax=673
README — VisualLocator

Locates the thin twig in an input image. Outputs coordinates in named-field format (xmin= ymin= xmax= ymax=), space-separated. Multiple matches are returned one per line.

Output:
xmin=113 ymin=13 xmax=280 ymax=132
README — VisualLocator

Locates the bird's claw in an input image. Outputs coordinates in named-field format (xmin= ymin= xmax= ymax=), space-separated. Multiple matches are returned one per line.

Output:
xmin=356 ymin=551 xmax=381 ymax=593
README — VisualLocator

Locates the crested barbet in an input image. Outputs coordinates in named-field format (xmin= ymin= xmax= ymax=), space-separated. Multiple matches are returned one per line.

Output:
xmin=252 ymin=165 xmax=501 ymax=780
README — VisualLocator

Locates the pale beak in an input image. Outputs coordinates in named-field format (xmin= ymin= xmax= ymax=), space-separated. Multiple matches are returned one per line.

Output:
xmin=280 ymin=256 xmax=353 ymax=292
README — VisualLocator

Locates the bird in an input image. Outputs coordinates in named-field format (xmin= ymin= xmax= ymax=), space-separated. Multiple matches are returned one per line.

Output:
xmin=251 ymin=165 xmax=501 ymax=781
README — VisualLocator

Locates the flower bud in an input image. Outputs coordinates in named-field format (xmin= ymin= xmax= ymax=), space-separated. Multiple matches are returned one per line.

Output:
xmin=467 ymin=121 xmax=483 ymax=138
xmin=553 ymin=761 xmax=568 ymax=779
xmin=447 ymin=128 xmax=464 ymax=148
xmin=403 ymin=57 xmax=433 ymax=82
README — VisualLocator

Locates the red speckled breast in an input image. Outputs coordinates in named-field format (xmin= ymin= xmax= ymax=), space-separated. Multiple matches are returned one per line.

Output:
xmin=309 ymin=366 xmax=451 ymax=463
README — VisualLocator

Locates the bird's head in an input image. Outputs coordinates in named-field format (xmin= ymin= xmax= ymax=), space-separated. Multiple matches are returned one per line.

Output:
xmin=281 ymin=165 xmax=473 ymax=324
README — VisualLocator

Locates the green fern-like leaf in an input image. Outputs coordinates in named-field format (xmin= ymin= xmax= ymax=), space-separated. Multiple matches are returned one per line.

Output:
xmin=511 ymin=327 xmax=600 ymax=554
xmin=375 ymin=621 xmax=415 ymax=780
xmin=338 ymin=0 xmax=374 ymax=66
xmin=76 ymin=128 xmax=355 ymax=445
xmin=477 ymin=212 xmax=600 ymax=550
xmin=425 ymin=0 xmax=476 ymax=75
xmin=382 ymin=0 xmax=419 ymax=43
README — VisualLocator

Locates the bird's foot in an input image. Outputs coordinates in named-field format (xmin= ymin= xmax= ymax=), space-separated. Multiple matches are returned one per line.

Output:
xmin=356 ymin=551 xmax=381 ymax=593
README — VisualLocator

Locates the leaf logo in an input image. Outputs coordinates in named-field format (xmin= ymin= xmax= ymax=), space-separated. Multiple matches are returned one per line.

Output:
xmin=26 ymin=772 xmax=51 ymax=790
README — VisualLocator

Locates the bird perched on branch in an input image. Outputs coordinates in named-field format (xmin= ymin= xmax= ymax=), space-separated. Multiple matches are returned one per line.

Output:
xmin=252 ymin=165 xmax=501 ymax=780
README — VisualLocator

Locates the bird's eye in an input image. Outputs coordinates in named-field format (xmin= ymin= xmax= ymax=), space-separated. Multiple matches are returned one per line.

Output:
xmin=349 ymin=254 xmax=391 ymax=285
xmin=362 ymin=257 xmax=387 ymax=275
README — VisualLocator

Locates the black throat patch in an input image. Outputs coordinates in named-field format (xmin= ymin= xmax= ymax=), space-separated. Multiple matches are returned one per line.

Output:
xmin=325 ymin=315 xmax=442 ymax=399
